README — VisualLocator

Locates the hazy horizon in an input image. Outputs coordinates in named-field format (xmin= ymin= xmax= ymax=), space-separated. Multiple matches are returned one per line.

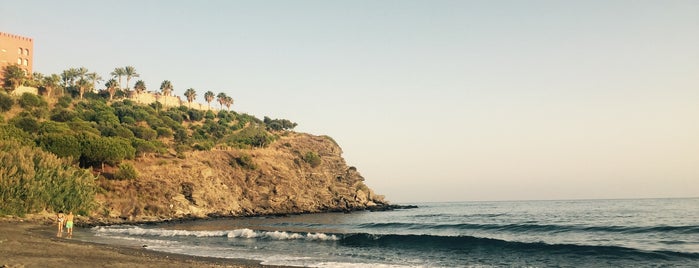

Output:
xmin=2 ymin=1 xmax=697 ymax=203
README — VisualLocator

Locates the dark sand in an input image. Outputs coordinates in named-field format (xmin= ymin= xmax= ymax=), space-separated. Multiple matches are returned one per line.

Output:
xmin=0 ymin=216 xmax=289 ymax=268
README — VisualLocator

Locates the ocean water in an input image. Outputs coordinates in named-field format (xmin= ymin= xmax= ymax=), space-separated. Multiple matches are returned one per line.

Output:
xmin=87 ymin=198 xmax=699 ymax=267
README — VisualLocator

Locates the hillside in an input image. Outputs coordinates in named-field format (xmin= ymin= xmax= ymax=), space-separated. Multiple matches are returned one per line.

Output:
xmin=97 ymin=132 xmax=387 ymax=222
xmin=0 ymin=91 xmax=389 ymax=223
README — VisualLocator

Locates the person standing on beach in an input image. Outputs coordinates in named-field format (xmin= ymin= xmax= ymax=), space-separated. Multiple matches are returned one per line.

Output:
xmin=65 ymin=211 xmax=74 ymax=238
xmin=56 ymin=211 xmax=65 ymax=237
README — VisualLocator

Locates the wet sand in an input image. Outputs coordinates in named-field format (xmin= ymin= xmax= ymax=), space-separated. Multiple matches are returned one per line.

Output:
xmin=0 ymin=217 xmax=286 ymax=268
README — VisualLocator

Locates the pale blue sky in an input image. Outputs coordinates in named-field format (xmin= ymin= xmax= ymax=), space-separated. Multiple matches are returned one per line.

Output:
xmin=2 ymin=1 xmax=698 ymax=202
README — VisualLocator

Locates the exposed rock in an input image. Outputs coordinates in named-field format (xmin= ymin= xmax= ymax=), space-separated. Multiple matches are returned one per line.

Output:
xmin=93 ymin=132 xmax=389 ymax=223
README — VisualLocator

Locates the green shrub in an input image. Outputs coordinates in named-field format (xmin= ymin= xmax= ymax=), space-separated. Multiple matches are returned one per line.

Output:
xmin=37 ymin=133 xmax=81 ymax=160
xmin=37 ymin=121 xmax=71 ymax=135
xmin=192 ymin=140 xmax=214 ymax=151
xmin=188 ymin=109 xmax=204 ymax=121
xmin=0 ymin=92 xmax=13 ymax=112
xmin=10 ymin=116 xmax=39 ymax=133
xmin=80 ymin=136 xmax=136 ymax=168
xmin=155 ymin=127 xmax=173 ymax=138
xmin=0 ymin=140 xmax=97 ymax=216
xmin=0 ymin=124 xmax=33 ymax=146
xmin=229 ymin=153 xmax=257 ymax=170
xmin=50 ymin=108 xmax=78 ymax=122
xmin=120 ymin=116 xmax=136 ymax=125
xmin=114 ymin=163 xmax=138 ymax=180
xmin=57 ymin=96 xmax=72 ymax=108
xmin=129 ymin=125 xmax=157 ymax=140
xmin=18 ymin=93 xmax=44 ymax=109
xmin=223 ymin=125 xmax=276 ymax=148
xmin=303 ymin=151 xmax=322 ymax=168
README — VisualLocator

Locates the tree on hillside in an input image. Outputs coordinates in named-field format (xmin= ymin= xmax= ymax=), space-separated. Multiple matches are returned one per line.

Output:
xmin=60 ymin=68 xmax=78 ymax=88
xmin=104 ymin=79 xmax=119 ymax=100
xmin=86 ymin=72 xmax=102 ymax=92
xmin=204 ymin=91 xmax=214 ymax=110
xmin=216 ymin=92 xmax=227 ymax=110
xmin=124 ymin=66 xmax=139 ymax=89
xmin=111 ymin=67 xmax=126 ymax=90
xmin=133 ymin=80 xmax=146 ymax=95
xmin=76 ymin=78 xmax=90 ymax=100
xmin=80 ymin=136 xmax=135 ymax=169
xmin=76 ymin=67 xmax=88 ymax=81
xmin=2 ymin=64 xmax=26 ymax=93
xmin=28 ymin=72 xmax=44 ymax=88
xmin=184 ymin=88 xmax=196 ymax=108
xmin=224 ymin=96 xmax=233 ymax=111
xmin=160 ymin=80 xmax=173 ymax=96
xmin=42 ymin=74 xmax=62 ymax=98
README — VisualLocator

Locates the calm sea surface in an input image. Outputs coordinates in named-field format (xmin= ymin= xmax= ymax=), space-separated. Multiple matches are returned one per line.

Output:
xmin=86 ymin=198 xmax=699 ymax=267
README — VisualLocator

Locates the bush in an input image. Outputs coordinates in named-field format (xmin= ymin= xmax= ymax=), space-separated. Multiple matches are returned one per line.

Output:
xmin=192 ymin=140 xmax=214 ymax=151
xmin=131 ymin=138 xmax=160 ymax=157
xmin=80 ymin=136 xmax=136 ymax=168
xmin=0 ymin=124 xmax=33 ymax=146
xmin=10 ymin=116 xmax=39 ymax=133
xmin=223 ymin=125 xmax=276 ymax=148
xmin=129 ymin=125 xmax=157 ymax=140
xmin=114 ymin=163 xmax=138 ymax=180
xmin=229 ymin=153 xmax=257 ymax=170
xmin=37 ymin=121 xmax=71 ymax=135
xmin=18 ymin=93 xmax=44 ymax=109
xmin=155 ymin=127 xmax=173 ymax=138
xmin=303 ymin=151 xmax=322 ymax=168
xmin=57 ymin=96 xmax=72 ymax=108
xmin=0 ymin=140 xmax=97 ymax=216
xmin=50 ymin=108 xmax=78 ymax=122
xmin=0 ymin=92 xmax=13 ymax=112
xmin=37 ymin=133 xmax=81 ymax=160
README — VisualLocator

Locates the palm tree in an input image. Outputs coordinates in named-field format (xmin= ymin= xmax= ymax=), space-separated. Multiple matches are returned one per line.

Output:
xmin=160 ymin=80 xmax=173 ymax=96
xmin=184 ymin=88 xmax=197 ymax=108
xmin=111 ymin=67 xmax=126 ymax=89
xmin=61 ymin=68 xmax=79 ymax=87
xmin=133 ymin=80 xmax=146 ymax=94
xmin=42 ymin=74 xmax=62 ymax=98
xmin=105 ymin=79 xmax=119 ymax=100
xmin=204 ymin=91 xmax=215 ymax=110
xmin=76 ymin=78 xmax=90 ymax=100
xmin=76 ymin=67 xmax=88 ymax=81
xmin=86 ymin=72 xmax=102 ymax=93
xmin=30 ymin=72 xmax=44 ymax=88
xmin=123 ymin=66 xmax=139 ymax=89
xmin=216 ymin=92 xmax=227 ymax=110
xmin=224 ymin=96 xmax=234 ymax=111
xmin=2 ymin=64 xmax=26 ymax=93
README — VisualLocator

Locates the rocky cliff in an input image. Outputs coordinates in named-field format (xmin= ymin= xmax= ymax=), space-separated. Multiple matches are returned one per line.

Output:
xmin=94 ymin=132 xmax=387 ymax=222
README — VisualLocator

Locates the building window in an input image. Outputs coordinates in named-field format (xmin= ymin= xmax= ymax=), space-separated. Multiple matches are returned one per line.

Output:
xmin=24 ymin=49 xmax=29 ymax=55
xmin=23 ymin=59 xmax=29 ymax=66
xmin=18 ymin=48 xmax=22 ymax=54
xmin=17 ymin=58 xmax=22 ymax=64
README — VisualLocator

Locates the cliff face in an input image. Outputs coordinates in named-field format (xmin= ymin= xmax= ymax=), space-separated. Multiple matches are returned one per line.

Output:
xmin=94 ymin=132 xmax=387 ymax=222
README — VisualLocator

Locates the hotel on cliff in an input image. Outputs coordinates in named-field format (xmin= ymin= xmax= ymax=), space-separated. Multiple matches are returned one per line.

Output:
xmin=0 ymin=31 xmax=34 ymax=80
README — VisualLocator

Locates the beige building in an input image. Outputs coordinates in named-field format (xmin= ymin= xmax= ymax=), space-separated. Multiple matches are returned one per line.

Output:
xmin=0 ymin=32 xmax=34 ymax=80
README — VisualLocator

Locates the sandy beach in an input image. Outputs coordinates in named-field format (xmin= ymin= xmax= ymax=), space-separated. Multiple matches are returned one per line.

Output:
xmin=0 ymin=216 xmax=286 ymax=268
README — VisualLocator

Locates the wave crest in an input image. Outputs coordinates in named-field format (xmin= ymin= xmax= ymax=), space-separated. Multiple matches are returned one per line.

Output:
xmin=93 ymin=225 xmax=339 ymax=241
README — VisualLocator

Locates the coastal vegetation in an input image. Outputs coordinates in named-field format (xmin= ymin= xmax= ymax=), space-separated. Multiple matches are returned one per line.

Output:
xmin=0 ymin=64 xmax=313 ymax=217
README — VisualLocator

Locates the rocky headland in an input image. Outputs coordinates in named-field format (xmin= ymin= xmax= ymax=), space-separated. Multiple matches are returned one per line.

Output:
xmin=90 ymin=132 xmax=393 ymax=225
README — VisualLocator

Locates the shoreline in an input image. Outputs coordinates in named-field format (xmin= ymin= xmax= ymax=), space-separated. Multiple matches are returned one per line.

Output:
xmin=0 ymin=217 xmax=289 ymax=268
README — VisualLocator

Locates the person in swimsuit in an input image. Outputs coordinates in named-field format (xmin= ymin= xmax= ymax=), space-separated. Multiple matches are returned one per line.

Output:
xmin=65 ymin=211 xmax=74 ymax=238
xmin=56 ymin=211 xmax=65 ymax=237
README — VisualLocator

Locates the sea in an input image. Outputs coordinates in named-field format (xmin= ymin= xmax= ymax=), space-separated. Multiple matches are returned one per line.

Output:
xmin=84 ymin=198 xmax=699 ymax=267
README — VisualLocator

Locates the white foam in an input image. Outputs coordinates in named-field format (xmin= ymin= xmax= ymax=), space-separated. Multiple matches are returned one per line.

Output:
xmin=93 ymin=225 xmax=339 ymax=241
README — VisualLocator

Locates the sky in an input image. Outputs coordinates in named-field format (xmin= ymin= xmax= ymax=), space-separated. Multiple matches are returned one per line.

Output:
xmin=2 ymin=0 xmax=697 ymax=203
